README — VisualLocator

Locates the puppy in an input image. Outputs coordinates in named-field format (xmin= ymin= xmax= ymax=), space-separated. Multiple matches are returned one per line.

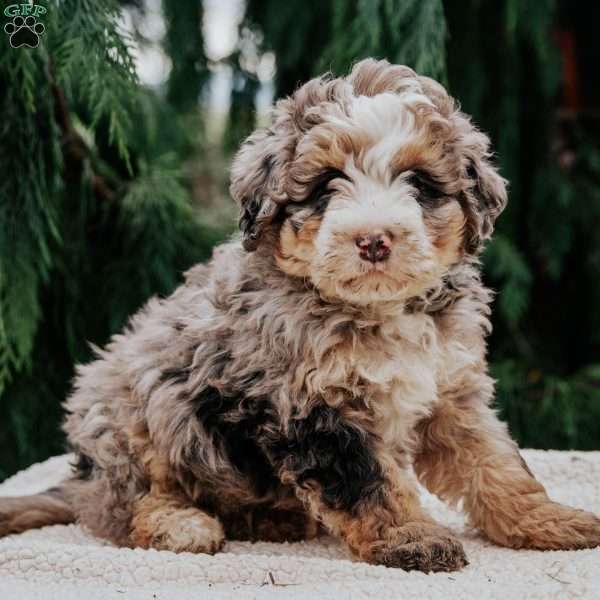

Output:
xmin=2 ymin=59 xmax=599 ymax=572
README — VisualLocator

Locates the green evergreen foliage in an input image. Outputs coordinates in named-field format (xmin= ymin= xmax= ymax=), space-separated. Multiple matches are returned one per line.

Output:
xmin=319 ymin=0 xmax=447 ymax=81
xmin=0 ymin=0 xmax=221 ymax=479
xmin=222 ymin=50 xmax=260 ymax=154
xmin=163 ymin=0 xmax=207 ymax=113
xmin=242 ymin=0 xmax=333 ymax=98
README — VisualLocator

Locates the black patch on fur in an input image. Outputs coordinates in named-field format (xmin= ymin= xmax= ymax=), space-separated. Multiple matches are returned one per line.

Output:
xmin=269 ymin=405 xmax=384 ymax=512
xmin=466 ymin=160 xmax=488 ymax=209
xmin=293 ymin=168 xmax=349 ymax=209
xmin=238 ymin=153 xmax=280 ymax=251
xmin=194 ymin=384 xmax=279 ymax=496
xmin=72 ymin=451 xmax=94 ymax=480
xmin=284 ymin=169 xmax=348 ymax=232
xmin=262 ymin=154 xmax=276 ymax=174
xmin=466 ymin=162 xmax=477 ymax=181
xmin=46 ymin=486 xmax=65 ymax=498
xmin=407 ymin=170 xmax=448 ymax=207
xmin=159 ymin=366 xmax=191 ymax=387
xmin=308 ymin=168 xmax=348 ymax=201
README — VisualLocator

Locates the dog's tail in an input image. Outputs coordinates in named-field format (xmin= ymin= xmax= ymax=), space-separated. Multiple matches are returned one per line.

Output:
xmin=0 ymin=484 xmax=75 ymax=537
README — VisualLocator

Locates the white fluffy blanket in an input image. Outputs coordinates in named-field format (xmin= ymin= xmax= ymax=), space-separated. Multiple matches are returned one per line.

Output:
xmin=1 ymin=451 xmax=599 ymax=599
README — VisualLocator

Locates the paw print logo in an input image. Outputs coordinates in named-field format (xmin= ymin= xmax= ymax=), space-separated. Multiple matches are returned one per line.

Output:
xmin=4 ymin=15 xmax=45 ymax=48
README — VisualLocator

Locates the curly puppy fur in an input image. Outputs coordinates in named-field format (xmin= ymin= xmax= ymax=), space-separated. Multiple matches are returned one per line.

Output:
xmin=2 ymin=59 xmax=600 ymax=572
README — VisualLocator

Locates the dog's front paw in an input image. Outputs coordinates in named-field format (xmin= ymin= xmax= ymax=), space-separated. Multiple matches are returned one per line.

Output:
xmin=370 ymin=522 xmax=468 ymax=572
xmin=501 ymin=502 xmax=600 ymax=550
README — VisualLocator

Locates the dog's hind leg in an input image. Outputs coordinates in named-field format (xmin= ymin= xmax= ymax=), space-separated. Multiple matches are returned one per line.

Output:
xmin=130 ymin=492 xmax=225 ymax=554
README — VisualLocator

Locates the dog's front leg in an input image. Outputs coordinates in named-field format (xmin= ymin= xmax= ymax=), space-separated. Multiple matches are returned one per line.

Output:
xmin=130 ymin=490 xmax=225 ymax=553
xmin=269 ymin=404 xmax=467 ymax=572
xmin=414 ymin=393 xmax=600 ymax=550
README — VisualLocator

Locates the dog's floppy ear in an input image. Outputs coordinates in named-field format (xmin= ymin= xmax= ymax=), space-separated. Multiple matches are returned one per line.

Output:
xmin=466 ymin=154 xmax=507 ymax=246
xmin=230 ymin=73 xmax=354 ymax=251
xmin=458 ymin=127 xmax=508 ymax=253
xmin=415 ymin=73 xmax=508 ymax=253
xmin=229 ymin=130 xmax=284 ymax=251
xmin=230 ymin=104 xmax=297 ymax=251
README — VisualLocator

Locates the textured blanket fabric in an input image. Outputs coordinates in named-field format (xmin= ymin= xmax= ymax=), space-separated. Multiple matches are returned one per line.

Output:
xmin=0 ymin=451 xmax=599 ymax=599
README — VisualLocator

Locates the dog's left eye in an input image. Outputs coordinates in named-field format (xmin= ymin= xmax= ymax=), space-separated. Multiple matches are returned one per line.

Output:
xmin=407 ymin=171 xmax=447 ymax=205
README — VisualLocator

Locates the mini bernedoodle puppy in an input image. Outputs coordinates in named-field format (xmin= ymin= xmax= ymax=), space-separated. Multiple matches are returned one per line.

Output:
xmin=2 ymin=59 xmax=600 ymax=573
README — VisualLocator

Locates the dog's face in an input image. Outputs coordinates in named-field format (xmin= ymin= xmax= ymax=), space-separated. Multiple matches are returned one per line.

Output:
xmin=274 ymin=92 xmax=470 ymax=305
xmin=230 ymin=60 xmax=507 ymax=306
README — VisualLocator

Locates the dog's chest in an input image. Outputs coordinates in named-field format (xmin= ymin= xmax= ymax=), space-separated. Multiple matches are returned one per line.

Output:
xmin=344 ymin=313 xmax=442 ymax=449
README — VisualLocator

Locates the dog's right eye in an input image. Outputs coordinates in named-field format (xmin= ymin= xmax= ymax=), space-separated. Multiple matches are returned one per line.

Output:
xmin=308 ymin=169 xmax=348 ymax=211
xmin=312 ymin=169 xmax=348 ymax=196
xmin=285 ymin=169 xmax=348 ymax=225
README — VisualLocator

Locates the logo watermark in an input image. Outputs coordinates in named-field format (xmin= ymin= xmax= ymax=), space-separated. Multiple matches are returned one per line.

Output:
xmin=4 ymin=3 xmax=46 ymax=48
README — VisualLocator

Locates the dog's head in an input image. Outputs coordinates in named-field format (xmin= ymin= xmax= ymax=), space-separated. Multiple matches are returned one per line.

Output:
xmin=230 ymin=59 xmax=506 ymax=305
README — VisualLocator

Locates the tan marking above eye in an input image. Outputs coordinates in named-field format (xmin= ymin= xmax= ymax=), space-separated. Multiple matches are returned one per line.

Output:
xmin=390 ymin=139 xmax=444 ymax=176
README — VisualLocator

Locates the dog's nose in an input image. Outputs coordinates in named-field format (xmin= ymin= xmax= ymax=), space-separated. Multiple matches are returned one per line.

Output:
xmin=355 ymin=232 xmax=392 ymax=262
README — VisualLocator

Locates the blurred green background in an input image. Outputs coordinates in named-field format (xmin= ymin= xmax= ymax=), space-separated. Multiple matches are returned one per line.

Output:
xmin=1 ymin=0 xmax=600 ymax=480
